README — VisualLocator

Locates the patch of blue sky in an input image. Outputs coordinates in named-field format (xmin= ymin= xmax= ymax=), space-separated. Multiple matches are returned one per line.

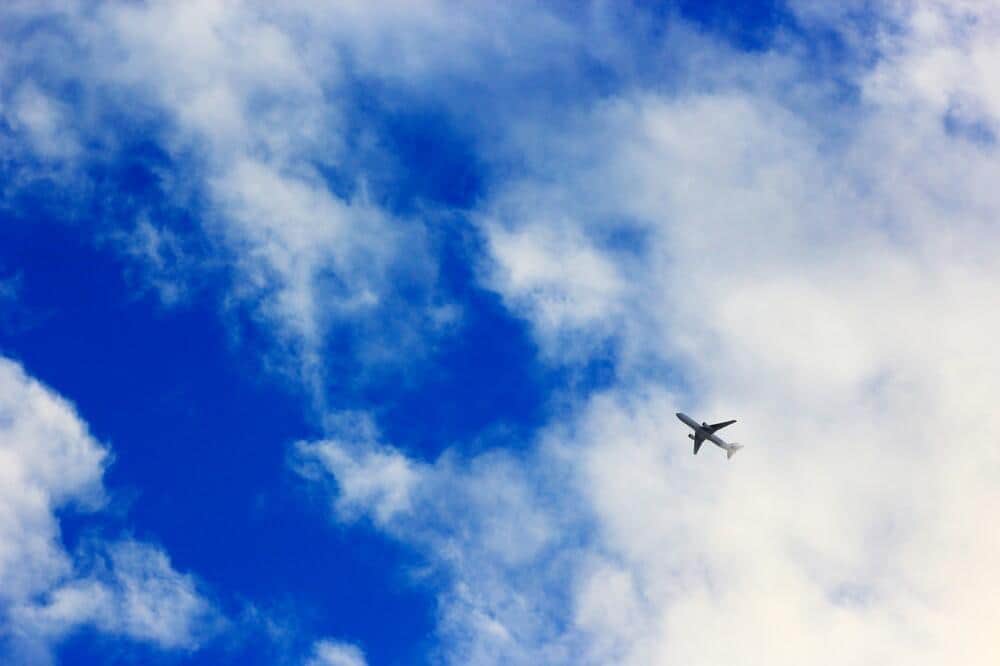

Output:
xmin=351 ymin=95 xmax=487 ymax=214
xmin=675 ymin=0 xmax=788 ymax=51
xmin=944 ymin=106 xmax=998 ymax=146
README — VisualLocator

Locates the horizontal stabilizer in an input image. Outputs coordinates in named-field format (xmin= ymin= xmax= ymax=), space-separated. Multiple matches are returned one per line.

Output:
xmin=726 ymin=444 xmax=743 ymax=460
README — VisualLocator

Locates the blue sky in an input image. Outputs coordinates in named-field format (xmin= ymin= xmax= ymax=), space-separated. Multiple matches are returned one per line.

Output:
xmin=3 ymin=1 xmax=1000 ymax=665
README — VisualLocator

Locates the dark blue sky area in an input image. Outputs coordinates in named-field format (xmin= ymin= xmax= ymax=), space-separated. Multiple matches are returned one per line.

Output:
xmin=677 ymin=0 xmax=786 ymax=49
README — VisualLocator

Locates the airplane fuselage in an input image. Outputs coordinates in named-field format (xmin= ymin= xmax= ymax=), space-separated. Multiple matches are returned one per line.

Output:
xmin=676 ymin=412 xmax=731 ymax=447
xmin=676 ymin=412 xmax=743 ymax=459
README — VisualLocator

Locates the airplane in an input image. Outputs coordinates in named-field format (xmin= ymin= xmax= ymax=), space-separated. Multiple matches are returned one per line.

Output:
xmin=676 ymin=412 xmax=744 ymax=459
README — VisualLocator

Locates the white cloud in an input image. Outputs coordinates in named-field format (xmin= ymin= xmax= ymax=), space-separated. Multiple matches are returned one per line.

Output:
xmin=485 ymin=223 xmax=629 ymax=361
xmin=293 ymin=418 xmax=558 ymax=571
xmin=12 ymin=539 xmax=216 ymax=651
xmin=294 ymin=415 xmax=421 ymax=525
xmin=0 ymin=356 xmax=108 ymax=605
xmin=306 ymin=638 xmax=367 ymax=666
xmin=0 ymin=357 xmax=216 ymax=661
xmin=293 ymin=421 xmax=589 ymax=664
xmin=112 ymin=218 xmax=193 ymax=306
xmin=6 ymin=84 xmax=78 ymax=160
xmin=297 ymin=2 xmax=1000 ymax=664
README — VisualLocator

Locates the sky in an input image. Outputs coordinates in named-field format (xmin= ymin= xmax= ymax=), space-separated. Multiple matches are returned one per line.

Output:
xmin=2 ymin=1 xmax=1000 ymax=664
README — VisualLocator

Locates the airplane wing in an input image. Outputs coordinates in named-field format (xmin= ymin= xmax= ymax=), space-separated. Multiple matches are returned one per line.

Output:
xmin=707 ymin=419 xmax=736 ymax=433
xmin=693 ymin=433 xmax=705 ymax=455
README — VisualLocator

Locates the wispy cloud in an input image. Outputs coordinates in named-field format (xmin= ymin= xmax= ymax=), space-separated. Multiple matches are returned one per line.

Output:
xmin=11 ymin=539 xmax=219 ymax=653
xmin=0 ymin=357 xmax=218 ymax=662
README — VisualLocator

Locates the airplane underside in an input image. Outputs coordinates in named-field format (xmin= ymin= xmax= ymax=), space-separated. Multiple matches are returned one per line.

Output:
xmin=676 ymin=413 xmax=743 ymax=460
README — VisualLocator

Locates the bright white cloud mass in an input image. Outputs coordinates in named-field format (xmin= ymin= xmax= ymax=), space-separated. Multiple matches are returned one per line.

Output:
xmin=306 ymin=638 xmax=368 ymax=666
xmin=0 ymin=357 xmax=215 ymax=663
xmin=3 ymin=0 xmax=1000 ymax=664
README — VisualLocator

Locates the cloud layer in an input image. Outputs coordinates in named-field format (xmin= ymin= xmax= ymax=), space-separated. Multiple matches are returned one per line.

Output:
xmin=4 ymin=1 xmax=1000 ymax=664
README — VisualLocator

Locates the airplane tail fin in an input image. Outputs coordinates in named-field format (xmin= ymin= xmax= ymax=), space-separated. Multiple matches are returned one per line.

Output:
xmin=726 ymin=444 xmax=743 ymax=460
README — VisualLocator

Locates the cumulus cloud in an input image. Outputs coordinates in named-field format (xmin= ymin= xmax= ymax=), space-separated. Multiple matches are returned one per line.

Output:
xmin=0 ymin=357 xmax=216 ymax=662
xmin=0 ymin=357 xmax=109 ymax=603
xmin=293 ymin=421 xmax=583 ymax=664
xmin=295 ymin=431 xmax=421 ymax=526
xmin=293 ymin=415 xmax=559 ymax=567
xmin=296 ymin=1 xmax=1000 ymax=664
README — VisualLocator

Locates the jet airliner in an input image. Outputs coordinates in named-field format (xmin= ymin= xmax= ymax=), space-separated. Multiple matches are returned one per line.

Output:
xmin=676 ymin=412 xmax=743 ymax=459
